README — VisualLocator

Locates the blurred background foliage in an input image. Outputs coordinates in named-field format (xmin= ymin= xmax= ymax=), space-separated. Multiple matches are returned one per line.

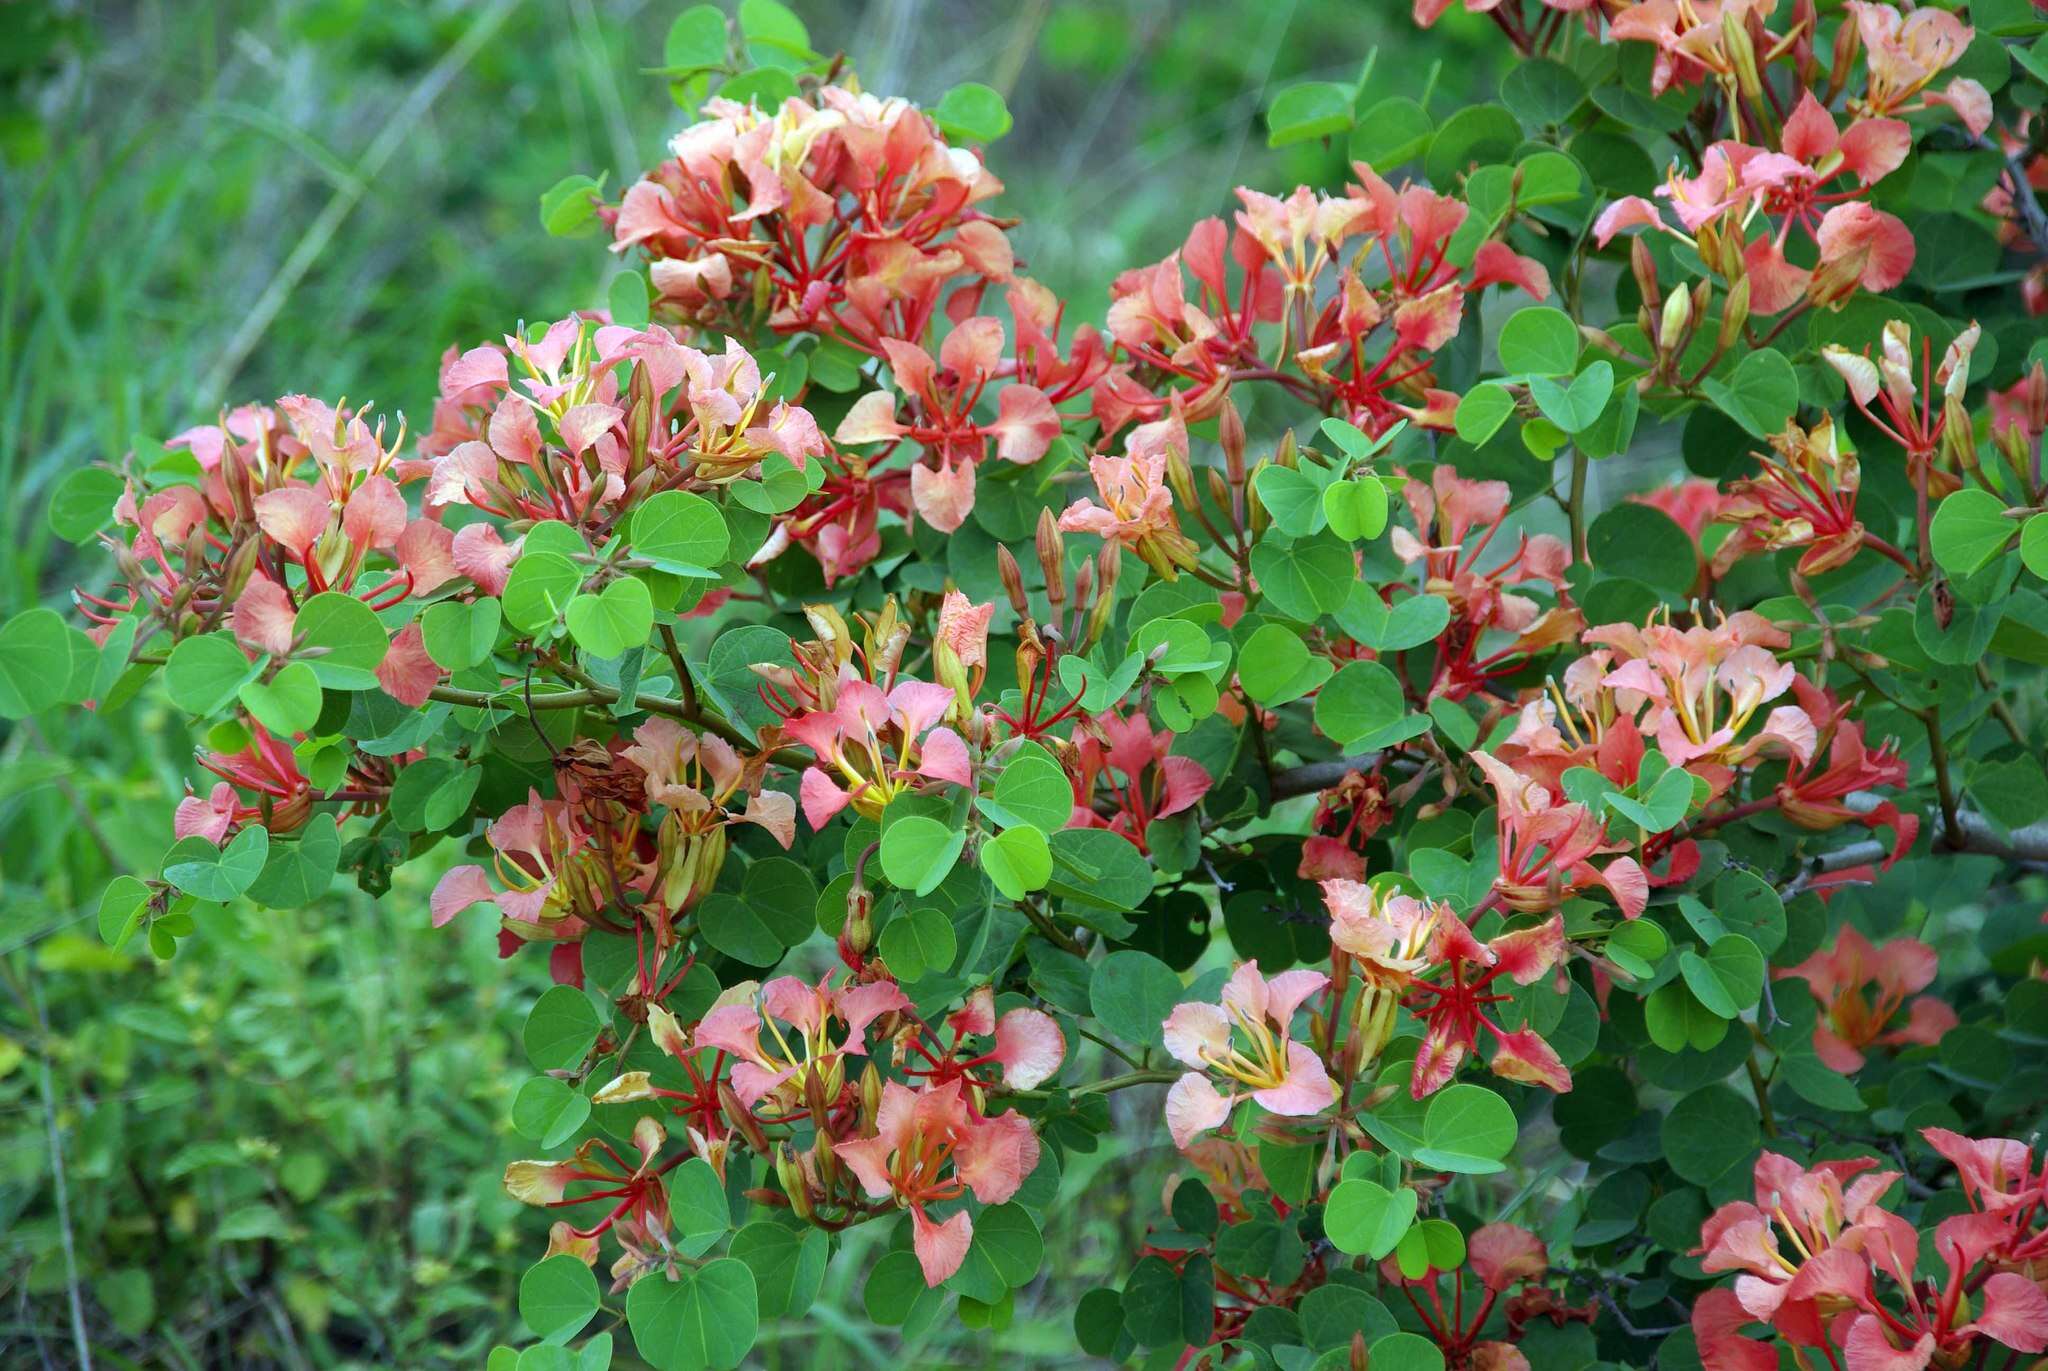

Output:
xmin=0 ymin=1 xmax=1508 ymax=1365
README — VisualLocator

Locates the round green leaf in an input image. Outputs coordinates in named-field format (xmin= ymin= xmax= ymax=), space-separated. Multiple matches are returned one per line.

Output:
xmin=565 ymin=576 xmax=655 ymax=659
xmin=878 ymin=905 xmax=957 ymax=982
xmin=991 ymin=746 xmax=1074 ymax=831
xmin=521 ymin=1255 xmax=599 ymax=1341
xmin=1323 ymin=1179 xmax=1418 ymax=1259
xmin=48 ymin=467 xmax=126 ymax=542
xmin=1349 ymin=96 xmax=1432 ymax=167
xmin=245 ymin=812 xmax=343 ymax=909
xmin=669 ymin=1158 xmax=732 ymax=1238
xmin=1090 ymin=949 xmax=1184 ymax=1052
xmin=981 ymin=823 xmax=1052 ymax=901
xmin=730 ymin=1223 xmax=827 ymax=1320
xmin=1662 ymin=1084 xmax=1761 ymax=1186
xmin=239 ymin=660 xmax=323 ymax=736
xmin=97 ymin=875 xmax=151 ymax=950
xmin=1588 ymin=502 xmax=1696 ymax=593
xmin=294 ymin=591 xmax=388 ymax=689
xmin=166 ymin=633 xmax=262 ymax=717
xmin=524 ymin=985 xmax=601 ymax=1071
xmin=878 ymin=814 xmax=966 ymax=897
xmin=422 ymin=598 xmax=502 ymax=671
xmin=1455 ymin=383 xmax=1517 ymax=445
xmin=2021 ymin=512 xmax=2048 ymax=580
xmin=1930 ymin=489 xmax=2015 ymax=577
xmin=1701 ymin=347 xmax=1798 ymax=439
xmin=1413 ymin=1083 xmax=1517 ymax=1174
xmin=626 ymin=1258 xmax=758 ymax=1371
xmin=632 ymin=491 xmax=728 ymax=576
xmin=161 ymin=824 xmax=270 ymax=903
xmin=503 ymin=552 xmax=585 ymax=634
xmin=1266 ymin=80 xmax=1355 ymax=146
xmin=1315 ymin=660 xmax=1412 ymax=749
xmin=1498 ymin=306 xmax=1580 ymax=376
xmin=933 ymin=81 xmax=1013 ymax=142
xmin=1238 ymin=624 xmax=1328 ymax=706
xmin=511 ymin=1076 xmax=592 ymax=1147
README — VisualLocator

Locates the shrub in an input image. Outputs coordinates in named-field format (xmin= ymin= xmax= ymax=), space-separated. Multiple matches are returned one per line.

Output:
xmin=10 ymin=1 xmax=2048 ymax=1367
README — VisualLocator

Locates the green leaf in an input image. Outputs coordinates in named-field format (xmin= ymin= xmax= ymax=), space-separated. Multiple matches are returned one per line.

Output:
xmin=670 ymin=1158 xmax=732 ymax=1238
xmin=879 ymin=814 xmax=966 ymax=897
xmin=1701 ymin=346 xmax=1798 ymax=439
xmin=1253 ymin=462 xmax=1332 ymax=538
xmin=521 ymin=1255 xmax=599 ymax=1341
xmin=167 ymin=633 xmax=264 ymax=716
xmin=1324 ymin=476 xmax=1389 ymax=542
xmin=524 ymin=986 xmax=601 ymax=1071
xmin=540 ymin=173 xmax=606 ymax=237
xmin=502 ymin=553 xmax=585 ymax=634
xmin=1528 ymin=361 xmax=1614 ymax=434
xmin=1250 ymin=534 xmax=1354 ymax=620
xmin=1424 ymin=104 xmax=1521 ymax=188
xmin=2022 ymin=512 xmax=2048 ymax=580
xmin=1679 ymin=934 xmax=1764 ymax=1018
xmin=1336 ymin=587 xmax=1452 ymax=651
xmin=1370 ymin=1331 xmax=1447 ymax=1371
xmin=1413 ymin=1084 xmax=1516 ymax=1174
xmin=245 ymin=813 xmax=343 ymax=909
xmin=878 ymin=905 xmax=957 ymax=981
xmin=1605 ymin=764 xmax=1693 ymax=834
xmin=662 ymin=6 xmax=728 ymax=74
xmin=422 ymin=597 xmax=502 ymax=671
xmin=511 ymin=1076 xmax=592 ymax=1148
xmin=1662 ymin=1085 xmax=1761 ymax=1186
xmin=96 ymin=875 xmax=151 ymax=950
xmin=1498 ymin=307 xmax=1580 ymax=376
xmin=949 ymin=1203 xmax=1044 ymax=1296
xmin=294 ymin=592 xmax=388 ymax=689
xmin=1266 ymin=81 xmax=1355 ymax=146
xmin=932 ymin=82 xmax=1013 ymax=142
xmin=1502 ymin=58 xmax=1586 ymax=125
xmin=990 ymin=745 xmax=1073 ymax=831
xmin=696 ymin=891 xmax=805 ymax=965
xmin=626 ymin=1259 xmax=758 ymax=1371
xmin=981 ymin=824 xmax=1052 ymax=901
xmin=566 ymin=577 xmax=654 ymax=659
xmin=1515 ymin=149 xmax=1585 ymax=207
xmin=1315 ymin=660 xmax=1428 ymax=750
xmin=1090 ymin=949 xmax=1184 ymax=1052
xmin=1645 ymin=980 xmax=1728 ymax=1052
xmin=1930 ymin=489 xmax=2015 ymax=577
xmin=730 ymin=1223 xmax=826 ymax=1320
xmin=1323 ymin=1179 xmax=1418 ymax=1259
xmin=738 ymin=0 xmax=810 ymax=59
xmin=162 ymin=825 xmax=270 ymax=903
xmin=1454 ymin=382 xmax=1517 ymax=445
xmin=632 ymin=490 xmax=729 ymax=576
xmin=47 ymin=467 xmax=125 ymax=542
xmin=1588 ymin=502 xmax=1697 ymax=592
xmin=239 ymin=660 xmax=323 ymax=736
xmin=1349 ymin=96 xmax=1432 ymax=167
xmin=1238 ymin=624 xmax=1330 ymax=706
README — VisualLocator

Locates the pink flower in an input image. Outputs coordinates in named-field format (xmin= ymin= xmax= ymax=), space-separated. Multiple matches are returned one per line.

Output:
xmin=1777 ymin=927 xmax=1957 ymax=1072
xmin=698 ymin=974 xmax=909 ymax=1112
xmin=1161 ymin=961 xmax=1334 ymax=1148
xmin=785 ymin=671 xmax=972 ymax=829
xmin=1696 ymin=1152 xmax=1898 ymax=1325
xmin=834 ymin=1079 xmax=1040 ymax=1285
xmin=1056 ymin=414 xmax=1201 ymax=579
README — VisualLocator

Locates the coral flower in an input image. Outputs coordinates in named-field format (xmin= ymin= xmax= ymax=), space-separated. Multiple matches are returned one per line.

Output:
xmin=1776 ymin=927 xmax=1957 ymax=1072
xmin=1161 ymin=962 xmax=1335 ymax=1148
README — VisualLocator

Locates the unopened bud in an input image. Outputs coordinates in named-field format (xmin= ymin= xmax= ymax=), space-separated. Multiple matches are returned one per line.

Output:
xmin=1631 ymin=237 xmax=1660 ymax=311
xmin=996 ymin=545 xmax=1028 ymax=616
xmin=859 ymin=1061 xmax=883 ymax=1127
xmin=1163 ymin=439 xmax=1196 ymax=510
xmin=842 ymin=880 xmax=874 ymax=956
xmin=1035 ymin=507 xmax=1067 ymax=606
xmin=1246 ymin=459 xmax=1271 ymax=537
xmin=219 ymin=537 xmax=261 ymax=603
xmin=774 ymin=1145 xmax=815 ymax=1220
xmin=1219 ymin=400 xmax=1247 ymax=483
xmin=719 ymin=1082 xmax=772 ymax=1153
xmin=1658 ymin=286 xmax=1692 ymax=350
xmin=1206 ymin=467 xmax=1233 ymax=516
xmin=1717 ymin=276 xmax=1749 ymax=349
xmin=1350 ymin=1331 xmax=1370 ymax=1371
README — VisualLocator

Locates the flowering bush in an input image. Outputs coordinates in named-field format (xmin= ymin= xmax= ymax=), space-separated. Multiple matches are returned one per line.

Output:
xmin=12 ymin=1 xmax=2048 ymax=1367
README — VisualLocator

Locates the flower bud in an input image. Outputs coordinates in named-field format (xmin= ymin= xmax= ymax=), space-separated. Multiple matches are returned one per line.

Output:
xmin=1035 ymin=507 xmax=1067 ymax=606
xmin=719 ymin=1082 xmax=771 ymax=1154
xmin=1219 ymin=399 xmax=1247 ymax=483
xmin=842 ymin=878 xmax=874 ymax=956
xmin=859 ymin=1061 xmax=883 ymax=1128
xmin=1718 ymin=276 xmax=1750 ymax=350
xmin=996 ymin=544 xmax=1029 ymax=616
xmin=774 ymin=1145 xmax=815 ymax=1220
xmin=1163 ymin=438 xmax=1197 ymax=511
xmin=1657 ymin=285 xmax=1692 ymax=351
xmin=1631 ymin=237 xmax=1661 ymax=312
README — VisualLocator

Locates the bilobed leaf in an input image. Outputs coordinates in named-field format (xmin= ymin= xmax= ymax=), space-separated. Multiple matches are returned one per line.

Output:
xmin=523 ymin=986 xmax=601 ymax=1071
xmin=245 ymin=813 xmax=343 ymax=909
xmin=1336 ymin=587 xmax=1452 ymax=651
xmin=878 ymin=815 xmax=966 ymax=897
xmin=167 ymin=633 xmax=264 ymax=717
xmin=632 ymin=490 xmax=728 ymax=576
xmin=933 ymin=82 xmax=1013 ymax=142
xmin=1455 ymin=382 xmax=1517 ymax=444
xmin=660 ymin=6 xmax=728 ymax=74
xmin=1238 ymin=624 xmax=1330 ymax=706
xmin=981 ymin=823 xmax=1053 ymax=900
xmin=422 ymin=598 xmax=502 ymax=671
xmin=502 ymin=553 xmax=585 ymax=634
xmin=669 ymin=1158 xmax=732 ymax=1238
xmin=1323 ymin=1179 xmax=1418 ymax=1258
xmin=990 ymin=745 xmax=1074 ymax=831
xmin=626 ymin=1258 xmax=758 ymax=1371
xmin=2022 ymin=512 xmax=2048 ymax=580
xmin=1323 ymin=475 xmax=1389 ymax=541
xmin=1349 ymin=96 xmax=1432 ymax=167
xmin=1701 ymin=347 xmax=1798 ymax=439
xmin=1267 ymin=81 xmax=1355 ymax=146
xmin=1413 ymin=1084 xmax=1516 ymax=1174
xmin=520 ymin=1255 xmax=599 ymax=1341
xmin=1528 ymin=361 xmax=1614 ymax=433
xmin=47 ymin=467 xmax=125 ymax=542
xmin=161 ymin=825 xmax=269 ymax=903
xmin=1930 ymin=488 xmax=2015 ymax=576
xmin=97 ymin=875 xmax=151 ymax=950
xmin=565 ymin=576 xmax=654 ymax=659
xmin=1497 ymin=306 xmax=1580 ymax=375
xmin=540 ymin=173 xmax=606 ymax=237
xmin=877 ymin=906 xmax=956 ymax=981
xmin=730 ymin=1223 xmax=827 ymax=1320
xmin=1316 ymin=660 xmax=1429 ymax=750
xmin=295 ymin=592 xmax=388 ymax=689
xmin=238 ymin=660 xmax=323 ymax=736
xmin=1090 ymin=950 xmax=1184 ymax=1052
